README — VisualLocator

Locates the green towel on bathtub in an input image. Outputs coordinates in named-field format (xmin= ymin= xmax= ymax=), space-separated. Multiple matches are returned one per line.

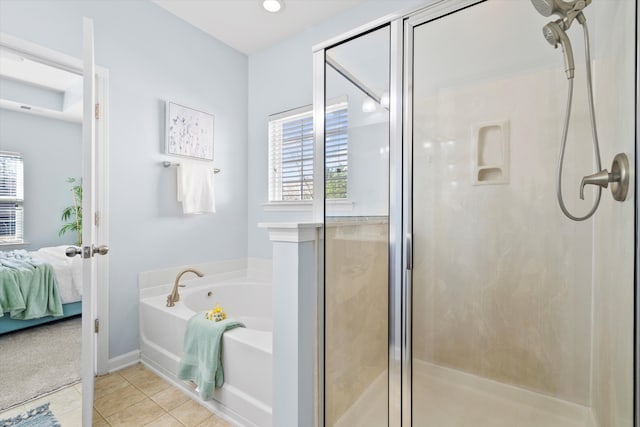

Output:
xmin=177 ymin=313 xmax=244 ymax=400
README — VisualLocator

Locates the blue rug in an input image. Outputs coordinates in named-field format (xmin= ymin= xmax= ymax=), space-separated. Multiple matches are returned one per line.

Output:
xmin=0 ymin=403 xmax=60 ymax=427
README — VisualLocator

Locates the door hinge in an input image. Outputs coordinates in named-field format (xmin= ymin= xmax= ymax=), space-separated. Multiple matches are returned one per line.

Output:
xmin=94 ymin=318 xmax=99 ymax=333
xmin=94 ymin=211 xmax=100 ymax=227
xmin=95 ymin=103 xmax=100 ymax=120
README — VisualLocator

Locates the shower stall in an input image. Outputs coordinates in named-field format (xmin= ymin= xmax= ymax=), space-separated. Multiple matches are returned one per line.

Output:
xmin=315 ymin=0 xmax=637 ymax=426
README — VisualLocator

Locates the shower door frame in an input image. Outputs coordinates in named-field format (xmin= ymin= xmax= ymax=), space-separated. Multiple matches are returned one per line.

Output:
xmin=314 ymin=0 xmax=640 ymax=425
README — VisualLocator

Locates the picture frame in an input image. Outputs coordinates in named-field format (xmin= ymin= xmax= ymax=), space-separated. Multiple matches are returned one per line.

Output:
xmin=165 ymin=101 xmax=215 ymax=161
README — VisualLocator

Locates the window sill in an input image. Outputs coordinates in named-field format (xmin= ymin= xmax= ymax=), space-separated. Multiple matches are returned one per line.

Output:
xmin=263 ymin=201 xmax=313 ymax=212
xmin=0 ymin=240 xmax=28 ymax=247
xmin=262 ymin=200 xmax=354 ymax=212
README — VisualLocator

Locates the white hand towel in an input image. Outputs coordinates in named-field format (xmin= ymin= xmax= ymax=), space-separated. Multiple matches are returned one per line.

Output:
xmin=177 ymin=163 xmax=216 ymax=214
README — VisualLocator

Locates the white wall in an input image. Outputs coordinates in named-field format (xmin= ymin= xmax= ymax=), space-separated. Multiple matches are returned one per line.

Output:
xmin=0 ymin=0 xmax=248 ymax=359
xmin=591 ymin=1 xmax=635 ymax=425
xmin=246 ymin=0 xmax=425 ymax=258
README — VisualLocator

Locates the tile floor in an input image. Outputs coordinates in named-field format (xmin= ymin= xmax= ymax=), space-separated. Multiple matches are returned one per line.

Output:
xmin=0 ymin=363 xmax=231 ymax=426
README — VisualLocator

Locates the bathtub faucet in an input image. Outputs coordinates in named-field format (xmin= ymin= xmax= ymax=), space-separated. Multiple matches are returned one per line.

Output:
xmin=166 ymin=268 xmax=204 ymax=307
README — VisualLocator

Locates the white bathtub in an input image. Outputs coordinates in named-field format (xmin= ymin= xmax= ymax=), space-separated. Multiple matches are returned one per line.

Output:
xmin=140 ymin=278 xmax=273 ymax=426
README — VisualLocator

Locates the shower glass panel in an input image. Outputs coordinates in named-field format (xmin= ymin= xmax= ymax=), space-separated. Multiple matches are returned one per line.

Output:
xmin=410 ymin=1 xmax=635 ymax=426
xmin=324 ymin=25 xmax=391 ymax=427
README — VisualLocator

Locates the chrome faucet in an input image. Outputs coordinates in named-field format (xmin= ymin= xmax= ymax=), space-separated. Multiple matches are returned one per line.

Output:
xmin=166 ymin=268 xmax=204 ymax=307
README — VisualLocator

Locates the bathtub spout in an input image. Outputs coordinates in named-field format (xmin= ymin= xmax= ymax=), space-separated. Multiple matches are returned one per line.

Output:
xmin=166 ymin=268 xmax=204 ymax=307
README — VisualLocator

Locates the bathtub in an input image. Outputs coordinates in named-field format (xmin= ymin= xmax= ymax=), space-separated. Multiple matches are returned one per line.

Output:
xmin=140 ymin=278 xmax=272 ymax=427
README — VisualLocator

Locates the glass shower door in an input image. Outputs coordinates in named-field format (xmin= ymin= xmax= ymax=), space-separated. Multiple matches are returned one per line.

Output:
xmin=407 ymin=1 xmax=635 ymax=426
xmin=323 ymin=25 xmax=392 ymax=427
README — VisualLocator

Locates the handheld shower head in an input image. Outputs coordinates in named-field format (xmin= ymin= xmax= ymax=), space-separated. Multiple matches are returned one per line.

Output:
xmin=543 ymin=21 xmax=575 ymax=79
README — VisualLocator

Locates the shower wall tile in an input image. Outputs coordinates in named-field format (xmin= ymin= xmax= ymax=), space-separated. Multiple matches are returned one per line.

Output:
xmin=591 ymin=1 xmax=635 ymax=426
xmin=411 ymin=62 xmax=594 ymax=404
xmin=325 ymin=220 xmax=388 ymax=426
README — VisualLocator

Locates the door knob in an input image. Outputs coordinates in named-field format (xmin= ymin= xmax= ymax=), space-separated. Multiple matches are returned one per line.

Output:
xmin=93 ymin=245 xmax=109 ymax=256
xmin=65 ymin=246 xmax=82 ymax=257
xmin=66 ymin=245 xmax=109 ymax=258
xmin=579 ymin=153 xmax=629 ymax=202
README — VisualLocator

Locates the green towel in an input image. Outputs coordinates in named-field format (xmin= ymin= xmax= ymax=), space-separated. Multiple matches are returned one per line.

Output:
xmin=0 ymin=265 xmax=26 ymax=315
xmin=177 ymin=313 xmax=244 ymax=400
xmin=0 ymin=250 xmax=63 ymax=319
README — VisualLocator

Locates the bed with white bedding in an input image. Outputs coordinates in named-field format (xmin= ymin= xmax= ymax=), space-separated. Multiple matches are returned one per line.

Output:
xmin=0 ymin=246 xmax=82 ymax=334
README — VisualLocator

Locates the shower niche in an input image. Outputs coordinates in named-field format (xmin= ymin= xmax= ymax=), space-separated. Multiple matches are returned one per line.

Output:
xmin=472 ymin=120 xmax=509 ymax=185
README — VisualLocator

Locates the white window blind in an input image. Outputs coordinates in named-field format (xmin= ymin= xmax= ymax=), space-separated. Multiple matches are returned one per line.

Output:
xmin=0 ymin=152 xmax=24 ymax=243
xmin=324 ymin=105 xmax=348 ymax=199
xmin=268 ymin=101 xmax=348 ymax=202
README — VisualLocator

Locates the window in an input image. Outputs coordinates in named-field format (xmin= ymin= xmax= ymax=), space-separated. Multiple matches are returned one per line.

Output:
xmin=268 ymin=101 xmax=348 ymax=202
xmin=0 ymin=152 xmax=24 ymax=244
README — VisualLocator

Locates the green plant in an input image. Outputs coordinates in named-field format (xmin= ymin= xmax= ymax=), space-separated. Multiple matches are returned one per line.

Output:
xmin=59 ymin=177 xmax=82 ymax=246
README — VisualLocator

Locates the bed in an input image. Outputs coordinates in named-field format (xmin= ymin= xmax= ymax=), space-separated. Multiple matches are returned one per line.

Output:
xmin=0 ymin=246 xmax=82 ymax=334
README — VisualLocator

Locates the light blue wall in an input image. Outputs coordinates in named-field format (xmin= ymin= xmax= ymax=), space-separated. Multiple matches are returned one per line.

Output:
xmin=0 ymin=0 xmax=248 ymax=358
xmin=247 ymin=0 xmax=426 ymax=259
xmin=0 ymin=78 xmax=64 ymax=111
xmin=0 ymin=0 xmax=428 ymax=359
xmin=0 ymin=109 xmax=82 ymax=249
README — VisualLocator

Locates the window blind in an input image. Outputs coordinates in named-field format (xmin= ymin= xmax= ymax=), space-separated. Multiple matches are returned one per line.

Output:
xmin=325 ymin=105 xmax=348 ymax=199
xmin=0 ymin=153 xmax=24 ymax=243
xmin=268 ymin=101 xmax=348 ymax=202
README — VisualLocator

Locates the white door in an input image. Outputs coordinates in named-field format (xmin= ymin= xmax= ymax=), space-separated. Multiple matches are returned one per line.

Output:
xmin=81 ymin=16 xmax=107 ymax=426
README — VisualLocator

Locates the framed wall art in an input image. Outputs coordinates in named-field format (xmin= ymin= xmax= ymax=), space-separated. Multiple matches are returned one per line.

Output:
xmin=165 ymin=101 xmax=215 ymax=161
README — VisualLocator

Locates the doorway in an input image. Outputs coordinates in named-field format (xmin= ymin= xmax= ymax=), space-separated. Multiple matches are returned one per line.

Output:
xmin=0 ymin=29 xmax=109 ymax=424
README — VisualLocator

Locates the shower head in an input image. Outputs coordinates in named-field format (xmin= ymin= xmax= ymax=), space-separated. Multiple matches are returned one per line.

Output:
xmin=532 ymin=0 xmax=590 ymax=80
xmin=543 ymin=21 xmax=575 ymax=79
xmin=531 ymin=0 xmax=577 ymax=18
xmin=531 ymin=0 xmax=591 ymax=29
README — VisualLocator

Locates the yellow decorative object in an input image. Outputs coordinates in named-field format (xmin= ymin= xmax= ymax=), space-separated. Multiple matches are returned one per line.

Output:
xmin=205 ymin=304 xmax=227 ymax=322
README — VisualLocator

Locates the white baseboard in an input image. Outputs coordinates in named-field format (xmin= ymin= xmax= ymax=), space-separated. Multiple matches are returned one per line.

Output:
xmin=107 ymin=350 xmax=141 ymax=373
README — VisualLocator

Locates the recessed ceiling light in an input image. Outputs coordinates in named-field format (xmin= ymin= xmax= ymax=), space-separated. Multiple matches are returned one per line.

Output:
xmin=262 ymin=0 xmax=284 ymax=13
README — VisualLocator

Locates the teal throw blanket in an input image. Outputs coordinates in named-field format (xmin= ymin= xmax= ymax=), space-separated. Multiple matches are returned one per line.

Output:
xmin=177 ymin=313 xmax=244 ymax=400
xmin=0 ymin=250 xmax=63 ymax=319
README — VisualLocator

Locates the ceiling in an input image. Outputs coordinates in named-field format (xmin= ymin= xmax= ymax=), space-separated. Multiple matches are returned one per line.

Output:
xmin=152 ymin=0 xmax=365 ymax=55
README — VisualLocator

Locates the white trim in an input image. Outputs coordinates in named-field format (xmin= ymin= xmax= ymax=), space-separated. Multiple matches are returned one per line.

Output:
xmin=107 ymin=350 xmax=141 ymax=373
xmin=262 ymin=201 xmax=313 ymax=212
xmin=263 ymin=200 xmax=353 ymax=212
xmin=258 ymin=222 xmax=322 ymax=243
xmin=95 ymin=67 xmax=110 ymax=375
xmin=0 ymin=32 xmax=83 ymax=74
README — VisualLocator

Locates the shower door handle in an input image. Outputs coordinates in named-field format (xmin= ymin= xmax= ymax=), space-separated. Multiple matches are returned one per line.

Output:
xmin=405 ymin=233 xmax=413 ymax=271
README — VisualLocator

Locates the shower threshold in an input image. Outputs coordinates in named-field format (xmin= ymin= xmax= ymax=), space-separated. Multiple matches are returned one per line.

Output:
xmin=335 ymin=360 xmax=597 ymax=427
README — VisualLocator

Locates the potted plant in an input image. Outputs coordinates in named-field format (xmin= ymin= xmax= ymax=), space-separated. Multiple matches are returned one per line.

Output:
xmin=59 ymin=177 xmax=82 ymax=246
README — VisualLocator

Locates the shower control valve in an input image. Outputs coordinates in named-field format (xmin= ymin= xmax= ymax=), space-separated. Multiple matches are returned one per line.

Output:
xmin=579 ymin=153 xmax=629 ymax=202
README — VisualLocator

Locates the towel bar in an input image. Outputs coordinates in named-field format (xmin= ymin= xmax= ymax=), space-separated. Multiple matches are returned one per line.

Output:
xmin=162 ymin=161 xmax=220 ymax=174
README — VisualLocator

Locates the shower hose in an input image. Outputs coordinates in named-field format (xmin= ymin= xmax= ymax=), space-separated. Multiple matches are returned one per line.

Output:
xmin=556 ymin=20 xmax=602 ymax=221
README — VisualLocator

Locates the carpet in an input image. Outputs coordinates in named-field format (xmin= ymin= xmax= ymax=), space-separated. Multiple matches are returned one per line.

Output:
xmin=0 ymin=317 xmax=81 ymax=411
xmin=0 ymin=403 xmax=61 ymax=427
